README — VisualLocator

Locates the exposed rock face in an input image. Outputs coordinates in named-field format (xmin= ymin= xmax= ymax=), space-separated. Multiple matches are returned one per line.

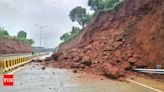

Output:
xmin=48 ymin=0 xmax=164 ymax=79
xmin=0 ymin=37 xmax=32 ymax=54
xmin=80 ymin=0 xmax=164 ymax=68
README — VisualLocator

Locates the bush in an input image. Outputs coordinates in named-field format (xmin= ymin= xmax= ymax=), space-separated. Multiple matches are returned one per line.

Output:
xmin=0 ymin=27 xmax=34 ymax=45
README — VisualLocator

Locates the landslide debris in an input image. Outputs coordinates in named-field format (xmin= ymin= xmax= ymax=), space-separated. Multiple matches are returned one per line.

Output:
xmin=45 ymin=0 xmax=164 ymax=79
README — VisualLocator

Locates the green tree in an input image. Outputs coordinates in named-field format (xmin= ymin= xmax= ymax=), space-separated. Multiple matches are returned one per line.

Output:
xmin=71 ymin=27 xmax=81 ymax=35
xmin=88 ymin=0 xmax=122 ymax=12
xmin=84 ymin=14 xmax=93 ymax=25
xmin=60 ymin=33 xmax=70 ymax=42
xmin=27 ymin=39 xmax=35 ymax=45
xmin=60 ymin=26 xmax=82 ymax=43
xmin=17 ymin=30 xmax=27 ymax=39
xmin=105 ymin=0 xmax=121 ymax=9
xmin=3 ymin=31 xmax=9 ymax=36
xmin=69 ymin=6 xmax=87 ymax=29
xmin=0 ymin=27 xmax=9 ymax=36
xmin=88 ymin=0 xmax=105 ymax=12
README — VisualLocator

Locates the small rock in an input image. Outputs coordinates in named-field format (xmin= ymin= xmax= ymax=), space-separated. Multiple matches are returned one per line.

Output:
xmin=70 ymin=63 xmax=79 ymax=68
xmin=73 ymin=56 xmax=81 ymax=62
xmin=81 ymin=56 xmax=91 ymax=66
xmin=114 ymin=50 xmax=122 ymax=57
xmin=128 ymin=57 xmax=138 ymax=63
xmin=131 ymin=77 xmax=134 ymax=80
xmin=84 ymin=44 xmax=92 ymax=50
xmin=133 ymin=54 xmax=140 ymax=58
xmin=41 ymin=66 xmax=46 ymax=70
xmin=126 ymin=51 xmax=133 ymax=57
xmin=73 ymin=69 xmax=77 ymax=73
xmin=115 ymin=35 xmax=124 ymax=41
xmin=105 ymin=45 xmax=115 ymax=51
xmin=121 ymin=61 xmax=130 ymax=70
xmin=79 ymin=64 xmax=86 ymax=69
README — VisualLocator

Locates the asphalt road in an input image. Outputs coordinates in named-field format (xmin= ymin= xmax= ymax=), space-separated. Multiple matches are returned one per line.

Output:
xmin=0 ymin=62 xmax=162 ymax=92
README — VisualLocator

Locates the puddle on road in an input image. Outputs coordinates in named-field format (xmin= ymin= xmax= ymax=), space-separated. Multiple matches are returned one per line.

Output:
xmin=0 ymin=62 xmax=159 ymax=92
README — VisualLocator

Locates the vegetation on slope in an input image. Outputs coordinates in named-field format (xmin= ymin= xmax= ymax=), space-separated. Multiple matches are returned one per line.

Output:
xmin=0 ymin=27 xmax=34 ymax=45
xmin=60 ymin=0 xmax=124 ymax=44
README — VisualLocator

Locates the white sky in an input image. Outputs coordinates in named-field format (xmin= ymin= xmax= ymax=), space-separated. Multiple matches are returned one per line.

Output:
xmin=0 ymin=0 xmax=92 ymax=48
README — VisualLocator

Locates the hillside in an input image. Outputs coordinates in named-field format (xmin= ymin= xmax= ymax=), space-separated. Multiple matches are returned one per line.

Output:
xmin=47 ymin=0 xmax=164 ymax=79
xmin=0 ymin=37 xmax=32 ymax=54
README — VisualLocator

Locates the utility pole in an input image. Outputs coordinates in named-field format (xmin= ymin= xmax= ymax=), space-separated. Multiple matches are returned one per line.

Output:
xmin=35 ymin=24 xmax=47 ymax=47
xmin=44 ymin=36 xmax=48 ymax=48
xmin=35 ymin=24 xmax=47 ymax=53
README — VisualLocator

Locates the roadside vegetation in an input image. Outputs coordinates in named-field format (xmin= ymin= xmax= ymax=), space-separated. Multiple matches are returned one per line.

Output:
xmin=0 ymin=27 xmax=34 ymax=45
xmin=60 ymin=0 xmax=124 ymax=44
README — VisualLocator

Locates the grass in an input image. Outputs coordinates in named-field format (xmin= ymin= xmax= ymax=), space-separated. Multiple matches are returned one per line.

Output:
xmin=0 ymin=35 xmax=31 ymax=45
xmin=60 ymin=30 xmax=83 ymax=46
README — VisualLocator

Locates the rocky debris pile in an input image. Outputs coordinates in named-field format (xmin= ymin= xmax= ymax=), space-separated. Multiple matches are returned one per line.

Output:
xmin=47 ymin=35 xmax=144 ymax=79
xmin=44 ymin=38 xmax=147 ymax=79
xmin=43 ymin=0 xmax=164 ymax=79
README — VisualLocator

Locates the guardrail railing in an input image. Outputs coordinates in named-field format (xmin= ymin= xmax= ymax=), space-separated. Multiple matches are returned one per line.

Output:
xmin=133 ymin=68 xmax=164 ymax=74
xmin=0 ymin=55 xmax=41 ymax=73
xmin=0 ymin=52 xmax=51 ymax=74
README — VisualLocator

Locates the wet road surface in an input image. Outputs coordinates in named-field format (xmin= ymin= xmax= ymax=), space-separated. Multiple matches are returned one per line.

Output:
xmin=0 ymin=62 xmax=162 ymax=92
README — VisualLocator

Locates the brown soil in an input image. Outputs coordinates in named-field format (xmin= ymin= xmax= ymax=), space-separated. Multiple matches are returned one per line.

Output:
xmin=0 ymin=37 xmax=32 ymax=54
xmin=45 ymin=0 xmax=164 ymax=79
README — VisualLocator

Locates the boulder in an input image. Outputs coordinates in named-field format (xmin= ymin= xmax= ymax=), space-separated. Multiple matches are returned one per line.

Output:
xmin=45 ymin=57 xmax=53 ymax=61
xmin=81 ymin=56 xmax=92 ymax=66
xmin=103 ymin=63 xmax=124 ymax=79
xmin=51 ymin=52 xmax=63 ymax=60
xmin=128 ymin=57 xmax=138 ymax=64
xmin=134 ymin=60 xmax=150 ymax=68
xmin=120 ymin=61 xmax=130 ymax=70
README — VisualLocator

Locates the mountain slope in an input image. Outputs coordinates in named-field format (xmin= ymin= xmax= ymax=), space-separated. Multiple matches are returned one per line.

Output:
xmin=0 ymin=37 xmax=32 ymax=54
xmin=49 ymin=0 xmax=164 ymax=78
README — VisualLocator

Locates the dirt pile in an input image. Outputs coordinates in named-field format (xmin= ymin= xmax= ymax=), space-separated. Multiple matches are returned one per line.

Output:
xmin=46 ymin=0 xmax=164 ymax=79
xmin=0 ymin=37 xmax=32 ymax=54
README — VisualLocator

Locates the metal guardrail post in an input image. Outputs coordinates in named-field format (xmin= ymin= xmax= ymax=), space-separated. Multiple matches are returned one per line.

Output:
xmin=0 ymin=61 xmax=3 ymax=74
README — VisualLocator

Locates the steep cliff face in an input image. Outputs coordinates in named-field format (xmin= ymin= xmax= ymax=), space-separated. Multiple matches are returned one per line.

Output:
xmin=51 ymin=0 xmax=164 ymax=78
xmin=82 ymin=0 xmax=164 ymax=68
xmin=0 ymin=37 xmax=32 ymax=54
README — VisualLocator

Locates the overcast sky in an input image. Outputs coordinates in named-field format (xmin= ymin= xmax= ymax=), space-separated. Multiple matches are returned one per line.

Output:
xmin=0 ymin=0 xmax=92 ymax=48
